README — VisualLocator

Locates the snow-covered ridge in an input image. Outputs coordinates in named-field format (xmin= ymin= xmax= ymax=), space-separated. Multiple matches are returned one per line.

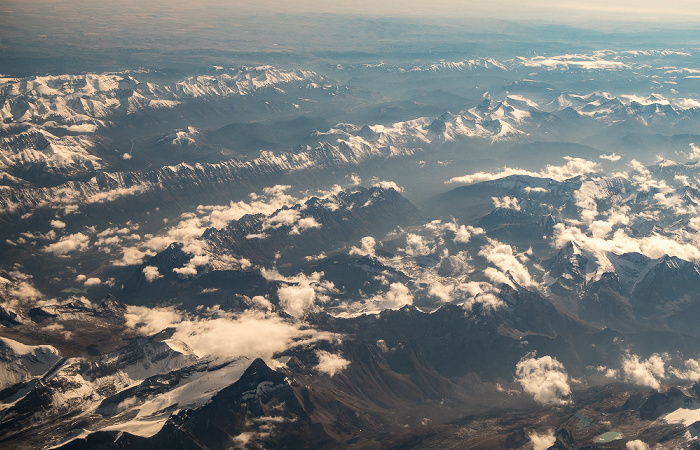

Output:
xmin=334 ymin=49 xmax=697 ymax=75
xmin=0 ymin=66 xmax=324 ymax=131
xmin=0 ymin=337 xmax=61 ymax=391
xmin=0 ymin=134 xmax=417 ymax=217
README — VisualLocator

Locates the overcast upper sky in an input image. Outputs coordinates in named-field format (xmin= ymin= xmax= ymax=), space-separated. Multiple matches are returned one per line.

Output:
xmin=5 ymin=0 xmax=700 ymax=24
xmin=232 ymin=0 xmax=700 ymax=24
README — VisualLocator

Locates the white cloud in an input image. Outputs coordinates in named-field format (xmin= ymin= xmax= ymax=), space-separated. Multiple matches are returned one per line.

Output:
xmin=142 ymin=266 xmax=163 ymax=282
xmin=278 ymin=280 xmax=317 ymax=318
xmin=272 ymin=272 xmax=336 ymax=318
xmin=402 ymin=233 xmax=433 ymax=256
xmin=50 ymin=219 xmax=66 ymax=229
xmin=290 ymin=216 xmax=321 ymax=235
xmin=315 ymin=350 xmax=350 ymax=376
xmin=44 ymin=232 xmax=90 ymax=255
xmin=447 ymin=156 xmax=600 ymax=184
xmin=349 ymin=236 xmax=376 ymax=256
xmin=669 ymin=358 xmax=700 ymax=382
xmin=124 ymin=306 xmax=184 ymax=336
xmin=600 ymin=153 xmax=622 ymax=161
xmin=515 ymin=354 xmax=571 ymax=405
xmin=626 ymin=440 xmax=650 ymax=450
xmin=529 ymin=430 xmax=556 ymax=450
xmin=479 ymin=239 xmax=534 ymax=287
xmin=622 ymin=353 xmax=666 ymax=389
xmin=114 ymin=247 xmax=155 ymax=266
xmin=461 ymin=281 xmax=504 ymax=312
xmin=492 ymin=196 xmax=520 ymax=210
xmin=372 ymin=180 xmax=403 ymax=191
xmin=83 ymin=277 xmax=101 ymax=287
xmin=125 ymin=306 xmax=341 ymax=362
xmin=685 ymin=143 xmax=700 ymax=160
xmin=447 ymin=167 xmax=539 ymax=184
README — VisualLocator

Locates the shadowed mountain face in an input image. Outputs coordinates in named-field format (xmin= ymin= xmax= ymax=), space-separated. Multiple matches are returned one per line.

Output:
xmin=3 ymin=24 xmax=700 ymax=449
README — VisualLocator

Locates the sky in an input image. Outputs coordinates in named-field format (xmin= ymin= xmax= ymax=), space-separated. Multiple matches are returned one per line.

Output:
xmin=232 ymin=0 xmax=700 ymax=24
xmin=4 ymin=0 xmax=700 ymax=25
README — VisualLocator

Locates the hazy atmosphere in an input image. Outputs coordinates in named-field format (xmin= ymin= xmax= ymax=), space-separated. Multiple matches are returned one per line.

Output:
xmin=1 ymin=1 xmax=700 ymax=449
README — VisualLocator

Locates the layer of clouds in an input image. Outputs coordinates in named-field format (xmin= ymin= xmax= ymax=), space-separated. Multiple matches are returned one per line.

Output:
xmin=125 ymin=306 xmax=341 ymax=362
xmin=447 ymin=156 xmax=600 ymax=184
xmin=515 ymin=354 xmax=571 ymax=405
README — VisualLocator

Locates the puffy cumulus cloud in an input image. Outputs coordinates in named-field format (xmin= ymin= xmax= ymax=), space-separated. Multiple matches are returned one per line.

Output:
xmin=263 ymin=209 xmax=301 ymax=230
xmin=142 ymin=266 xmax=163 ymax=282
xmin=492 ymin=196 xmax=520 ymax=210
xmin=515 ymin=354 xmax=571 ymax=405
xmin=172 ymin=252 xmax=211 ymax=278
xmin=529 ymin=430 xmax=556 ymax=450
xmin=402 ymin=233 xmax=433 ymax=256
xmin=349 ymin=236 xmax=376 ymax=256
xmin=75 ymin=274 xmax=87 ymax=283
xmin=423 ymin=219 xmax=484 ymax=244
xmin=541 ymin=157 xmax=601 ymax=181
xmin=447 ymin=156 xmax=600 ymax=184
xmin=379 ymin=282 xmax=413 ymax=307
xmin=600 ymin=153 xmax=622 ymax=161
xmin=3 ymin=279 xmax=44 ymax=309
xmin=669 ymin=358 xmax=700 ymax=382
xmin=372 ymin=180 xmax=403 ymax=192
xmin=83 ymin=277 xmax=101 ymax=287
xmin=590 ymin=220 xmax=613 ymax=239
xmin=266 ymin=271 xmax=336 ymax=318
xmin=622 ymin=353 xmax=666 ymax=389
xmin=461 ymin=281 xmax=504 ymax=312
xmin=114 ymin=185 xmax=301 ymax=267
xmin=626 ymin=440 xmax=650 ymax=450
xmin=428 ymin=281 xmax=454 ymax=303
xmin=114 ymin=247 xmax=156 ymax=266
xmin=594 ymin=365 xmax=620 ymax=379
xmin=124 ymin=305 xmax=184 ymax=336
xmin=278 ymin=280 xmax=317 ymax=318
xmin=315 ymin=350 xmax=350 ymax=376
xmin=290 ymin=217 xmax=321 ymax=235
xmin=685 ymin=143 xmax=700 ymax=160
xmin=628 ymin=159 xmax=672 ymax=194
xmin=337 ymin=282 xmax=416 ymax=316
xmin=259 ymin=206 xmax=322 ymax=236
xmin=50 ymin=219 xmax=66 ymax=229
xmin=44 ymin=232 xmax=90 ymax=255
xmin=479 ymin=240 xmax=534 ymax=287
